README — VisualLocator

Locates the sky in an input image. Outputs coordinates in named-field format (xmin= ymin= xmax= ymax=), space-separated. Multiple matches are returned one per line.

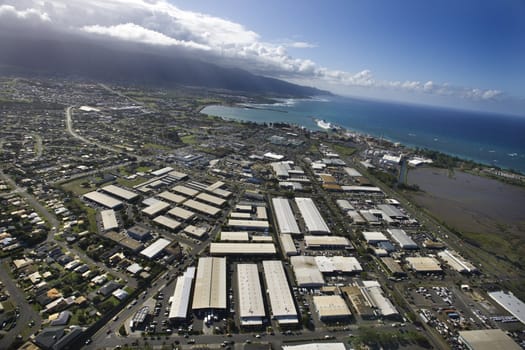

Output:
xmin=1 ymin=0 xmax=524 ymax=115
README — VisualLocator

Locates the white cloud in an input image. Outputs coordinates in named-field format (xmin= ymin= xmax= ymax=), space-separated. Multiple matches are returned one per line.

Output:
xmin=0 ymin=0 xmax=508 ymax=102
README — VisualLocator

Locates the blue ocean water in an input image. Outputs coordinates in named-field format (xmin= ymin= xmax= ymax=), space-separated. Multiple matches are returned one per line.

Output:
xmin=202 ymin=96 xmax=525 ymax=174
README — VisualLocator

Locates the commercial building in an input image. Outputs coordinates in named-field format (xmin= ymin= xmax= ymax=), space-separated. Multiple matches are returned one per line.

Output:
xmin=237 ymin=264 xmax=266 ymax=326
xmin=405 ymin=257 xmax=442 ymax=273
xmin=127 ymin=225 xmax=150 ymax=241
xmin=210 ymin=243 xmax=276 ymax=256
xmin=290 ymin=256 xmax=325 ymax=288
xmin=488 ymin=291 xmax=525 ymax=324
xmin=458 ymin=329 xmax=521 ymax=350
xmin=192 ymin=257 xmax=227 ymax=311
xmin=279 ymin=234 xmax=298 ymax=256
xmin=313 ymin=295 xmax=352 ymax=321
xmin=271 ymin=198 xmax=301 ymax=235
xmin=153 ymin=215 xmax=181 ymax=231
xmin=100 ymin=209 xmax=118 ymax=231
xmin=140 ymin=238 xmax=171 ymax=259
xmin=101 ymin=184 xmax=138 ymax=201
xmin=387 ymin=229 xmax=418 ymax=249
xmin=304 ymin=236 xmax=350 ymax=249
xmin=84 ymin=191 xmax=123 ymax=209
xmin=294 ymin=197 xmax=331 ymax=234
xmin=262 ymin=260 xmax=298 ymax=324
xmin=227 ymin=219 xmax=269 ymax=231
xmin=438 ymin=250 xmax=478 ymax=274
xmin=169 ymin=267 xmax=195 ymax=321
xmin=315 ymin=256 xmax=363 ymax=274
xmin=184 ymin=199 xmax=221 ymax=216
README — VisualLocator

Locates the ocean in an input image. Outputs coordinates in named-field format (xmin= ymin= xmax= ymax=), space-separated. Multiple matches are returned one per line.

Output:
xmin=202 ymin=96 xmax=525 ymax=174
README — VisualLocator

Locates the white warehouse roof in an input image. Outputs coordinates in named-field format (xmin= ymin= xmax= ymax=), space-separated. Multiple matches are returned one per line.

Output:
xmin=140 ymin=238 xmax=171 ymax=259
xmin=184 ymin=199 xmax=221 ymax=216
xmin=282 ymin=344 xmax=346 ymax=350
xmin=220 ymin=231 xmax=249 ymax=241
xmin=142 ymin=200 xmax=170 ymax=217
xmin=153 ymin=215 xmax=181 ymax=230
xmin=290 ymin=256 xmax=325 ymax=288
xmin=196 ymin=192 xmax=226 ymax=206
xmin=387 ymin=229 xmax=418 ymax=249
xmin=157 ymin=191 xmax=186 ymax=204
xmin=437 ymin=250 xmax=477 ymax=273
xmin=262 ymin=260 xmax=298 ymax=324
xmin=271 ymin=198 xmax=301 ymax=235
xmin=167 ymin=206 xmax=195 ymax=221
xmin=169 ymin=268 xmax=195 ymax=320
xmin=237 ymin=264 xmax=266 ymax=325
xmin=192 ymin=257 xmax=227 ymax=310
xmin=488 ymin=291 xmax=525 ymax=325
xmin=294 ymin=197 xmax=330 ymax=234
xmin=363 ymin=231 xmax=389 ymax=244
xmin=210 ymin=243 xmax=276 ymax=256
xmin=100 ymin=209 xmax=118 ymax=231
xmin=279 ymin=234 xmax=298 ymax=256
xmin=84 ymin=191 xmax=122 ymax=209
xmin=172 ymin=185 xmax=199 ymax=197
xmin=101 ymin=184 xmax=138 ymax=201
xmin=313 ymin=295 xmax=351 ymax=319
xmin=315 ymin=256 xmax=362 ymax=273
xmin=304 ymin=236 xmax=350 ymax=249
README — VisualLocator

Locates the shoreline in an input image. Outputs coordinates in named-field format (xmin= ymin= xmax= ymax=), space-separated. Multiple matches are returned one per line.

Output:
xmin=201 ymin=101 xmax=525 ymax=177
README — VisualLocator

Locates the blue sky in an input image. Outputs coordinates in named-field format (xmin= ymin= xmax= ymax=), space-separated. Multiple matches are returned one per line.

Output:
xmin=1 ymin=0 xmax=524 ymax=114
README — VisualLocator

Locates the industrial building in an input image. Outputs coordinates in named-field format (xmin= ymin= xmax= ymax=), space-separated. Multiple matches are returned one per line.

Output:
xmin=290 ymin=256 xmax=325 ymax=288
xmin=237 ymin=264 xmax=266 ymax=326
xmin=488 ymin=290 xmax=525 ymax=324
xmin=140 ymin=238 xmax=171 ymax=259
xmin=344 ymin=167 xmax=362 ymax=177
xmin=279 ymin=234 xmax=298 ymax=256
xmin=196 ymin=192 xmax=226 ymax=207
xmin=167 ymin=207 xmax=195 ymax=221
xmin=362 ymin=231 xmax=389 ymax=244
xmin=336 ymin=199 xmax=354 ymax=212
xmin=227 ymin=219 xmax=269 ymax=231
xmin=438 ymin=250 xmax=478 ymax=274
xmin=458 ymin=329 xmax=521 ymax=350
xmin=387 ymin=229 xmax=418 ymax=249
xmin=294 ymin=197 xmax=331 ymax=234
xmin=101 ymin=184 xmax=138 ymax=201
xmin=192 ymin=257 xmax=227 ymax=311
xmin=100 ymin=209 xmax=118 ymax=231
xmin=313 ymin=295 xmax=352 ymax=321
xmin=127 ymin=225 xmax=150 ymax=241
xmin=184 ymin=199 xmax=221 ymax=216
xmin=142 ymin=200 xmax=170 ymax=217
xmin=271 ymin=197 xmax=301 ymax=235
xmin=341 ymin=286 xmax=375 ymax=319
xmin=84 ymin=191 xmax=123 ymax=209
xmin=360 ymin=281 xmax=399 ymax=318
xmin=262 ymin=260 xmax=298 ymax=324
xmin=153 ymin=215 xmax=181 ymax=231
xmin=341 ymin=186 xmax=383 ymax=194
xmin=405 ymin=257 xmax=442 ymax=273
xmin=220 ymin=231 xmax=249 ymax=242
xmin=210 ymin=243 xmax=276 ymax=256
xmin=172 ymin=184 xmax=199 ymax=197
xmin=377 ymin=204 xmax=408 ymax=220
xmin=283 ymin=344 xmax=346 ymax=350
xmin=184 ymin=225 xmax=207 ymax=239
xmin=315 ymin=256 xmax=363 ymax=274
xmin=380 ymin=257 xmax=406 ymax=277
xmin=169 ymin=267 xmax=195 ymax=321
xmin=157 ymin=191 xmax=186 ymax=204
xmin=304 ymin=236 xmax=350 ymax=249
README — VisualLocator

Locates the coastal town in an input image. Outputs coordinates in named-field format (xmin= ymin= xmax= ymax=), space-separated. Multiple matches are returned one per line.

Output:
xmin=0 ymin=76 xmax=524 ymax=350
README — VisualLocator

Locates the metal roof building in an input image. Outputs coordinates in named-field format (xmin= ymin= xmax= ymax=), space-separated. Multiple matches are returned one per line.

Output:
xmin=169 ymin=267 xmax=195 ymax=321
xmin=184 ymin=199 xmax=221 ymax=216
xmin=157 ymin=191 xmax=186 ymax=204
xmin=153 ymin=215 xmax=181 ymax=230
xmin=360 ymin=281 xmax=399 ymax=317
xmin=196 ymin=192 xmax=226 ymax=207
xmin=172 ymin=185 xmax=199 ymax=197
xmin=271 ymin=198 xmax=301 ymax=235
xmin=341 ymin=186 xmax=383 ymax=194
xmin=101 ymin=184 xmax=138 ymax=201
xmin=220 ymin=231 xmax=249 ymax=241
xmin=142 ymin=200 xmax=170 ymax=217
xmin=227 ymin=219 xmax=269 ymax=231
xmin=438 ymin=250 xmax=477 ymax=273
xmin=210 ymin=243 xmax=276 ymax=256
xmin=363 ymin=231 xmax=389 ymax=244
xmin=294 ymin=197 xmax=331 ymax=234
xmin=84 ymin=191 xmax=123 ymax=209
xmin=256 ymin=206 xmax=268 ymax=220
xmin=192 ymin=257 xmax=227 ymax=310
xmin=406 ymin=257 xmax=442 ymax=273
xmin=313 ymin=295 xmax=352 ymax=320
xmin=100 ymin=209 xmax=118 ymax=231
xmin=304 ymin=236 xmax=350 ymax=249
xmin=290 ymin=256 xmax=325 ymax=288
xmin=151 ymin=167 xmax=173 ymax=176
xmin=336 ymin=199 xmax=354 ymax=212
xmin=282 ymin=344 xmax=346 ymax=350
xmin=262 ymin=260 xmax=298 ymax=324
xmin=458 ymin=329 xmax=521 ymax=350
xmin=205 ymin=181 xmax=225 ymax=192
xmin=387 ymin=229 xmax=418 ymax=249
xmin=167 ymin=206 xmax=195 ymax=221
xmin=378 ymin=204 xmax=407 ymax=219
xmin=279 ymin=234 xmax=298 ymax=256
xmin=315 ymin=256 xmax=362 ymax=273
xmin=344 ymin=167 xmax=362 ymax=177
xmin=184 ymin=225 xmax=207 ymax=238
xmin=140 ymin=238 xmax=171 ymax=259
xmin=237 ymin=264 xmax=266 ymax=326
xmin=488 ymin=291 xmax=525 ymax=324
